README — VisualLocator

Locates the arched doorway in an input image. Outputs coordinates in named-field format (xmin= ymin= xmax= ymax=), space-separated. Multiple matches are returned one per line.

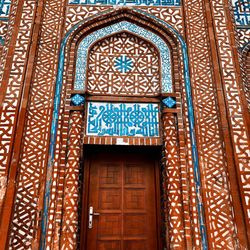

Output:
xmin=40 ymin=8 xmax=205 ymax=250
xmin=81 ymin=145 xmax=162 ymax=250
xmin=78 ymin=29 xmax=165 ymax=249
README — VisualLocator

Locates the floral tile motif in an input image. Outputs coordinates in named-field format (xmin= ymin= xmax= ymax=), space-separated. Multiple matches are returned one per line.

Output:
xmin=114 ymin=55 xmax=133 ymax=73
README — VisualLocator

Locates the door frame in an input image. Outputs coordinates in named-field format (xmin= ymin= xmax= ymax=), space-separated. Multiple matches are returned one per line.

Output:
xmin=80 ymin=145 xmax=163 ymax=250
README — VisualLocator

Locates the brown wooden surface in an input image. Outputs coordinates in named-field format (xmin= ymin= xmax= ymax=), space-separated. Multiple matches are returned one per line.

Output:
xmin=83 ymin=147 xmax=160 ymax=250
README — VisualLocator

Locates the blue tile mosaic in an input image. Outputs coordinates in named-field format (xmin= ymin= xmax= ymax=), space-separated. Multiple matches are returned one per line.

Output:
xmin=71 ymin=94 xmax=85 ymax=106
xmin=69 ymin=0 xmax=181 ymax=6
xmin=0 ymin=0 xmax=11 ymax=17
xmin=162 ymin=97 xmax=176 ymax=108
xmin=75 ymin=21 xmax=172 ymax=93
xmin=114 ymin=55 xmax=133 ymax=73
xmin=87 ymin=102 xmax=160 ymax=137
xmin=232 ymin=0 xmax=250 ymax=26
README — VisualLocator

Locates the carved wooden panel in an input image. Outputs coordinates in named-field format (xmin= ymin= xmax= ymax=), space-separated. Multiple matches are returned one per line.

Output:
xmin=85 ymin=150 xmax=159 ymax=250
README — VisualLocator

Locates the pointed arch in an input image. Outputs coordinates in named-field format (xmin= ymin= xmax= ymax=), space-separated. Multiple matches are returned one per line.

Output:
xmin=74 ymin=21 xmax=172 ymax=93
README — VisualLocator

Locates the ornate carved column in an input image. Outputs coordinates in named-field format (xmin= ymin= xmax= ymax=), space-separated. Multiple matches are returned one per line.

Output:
xmin=60 ymin=110 xmax=84 ymax=250
xmin=162 ymin=111 xmax=186 ymax=249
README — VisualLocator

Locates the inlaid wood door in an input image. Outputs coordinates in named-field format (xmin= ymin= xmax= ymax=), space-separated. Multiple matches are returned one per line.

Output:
xmin=84 ymin=149 xmax=160 ymax=250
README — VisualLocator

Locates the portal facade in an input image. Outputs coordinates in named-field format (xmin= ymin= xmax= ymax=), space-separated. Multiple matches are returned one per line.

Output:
xmin=0 ymin=1 xmax=249 ymax=249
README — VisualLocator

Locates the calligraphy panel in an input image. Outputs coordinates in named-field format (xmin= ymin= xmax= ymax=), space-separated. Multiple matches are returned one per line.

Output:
xmin=86 ymin=102 xmax=160 ymax=137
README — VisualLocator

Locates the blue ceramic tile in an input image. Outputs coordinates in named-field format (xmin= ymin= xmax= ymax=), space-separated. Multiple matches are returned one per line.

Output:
xmin=162 ymin=97 xmax=176 ymax=108
xmin=71 ymin=94 xmax=85 ymax=106
xmin=87 ymin=102 xmax=160 ymax=137
xmin=233 ymin=0 xmax=250 ymax=26
xmin=69 ymin=0 xmax=181 ymax=6
xmin=0 ymin=0 xmax=11 ymax=17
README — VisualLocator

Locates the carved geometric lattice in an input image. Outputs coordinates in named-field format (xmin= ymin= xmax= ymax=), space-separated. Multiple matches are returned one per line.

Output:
xmin=211 ymin=0 xmax=250 ymax=241
xmin=8 ymin=0 xmax=66 ymax=248
xmin=65 ymin=6 xmax=183 ymax=35
xmin=183 ymin=0 xmax=238 ymax=248
xmin=2 ymin=3 xmax=247 ymax=250
xmin=60 ymin=111 xmax=83 ymax=249
xmin=75 ymin=21 xmax=172 ymax=93
xmin=162 ymin=113 xmax=185 ymax=248
xmin=87 ymin=32 xmax=160 ymax=96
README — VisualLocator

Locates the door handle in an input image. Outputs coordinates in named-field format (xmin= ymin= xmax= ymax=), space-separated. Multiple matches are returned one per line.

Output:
xmin=88 ymin=206 xmax=100 ymax=229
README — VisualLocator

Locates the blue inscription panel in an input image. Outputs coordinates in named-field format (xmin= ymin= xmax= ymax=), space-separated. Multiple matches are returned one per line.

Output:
xmin=86 ymin=102 xmax=160 ymax=137
xmin=69 ymin=0 xmax=181 ymax=6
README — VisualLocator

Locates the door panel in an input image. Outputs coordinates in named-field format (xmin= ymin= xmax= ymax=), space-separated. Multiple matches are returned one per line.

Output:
xmin=85 ymin=149 xmax=159 ymax=250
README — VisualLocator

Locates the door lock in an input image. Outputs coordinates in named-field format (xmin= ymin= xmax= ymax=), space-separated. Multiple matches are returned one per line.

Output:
xmin=88 ymin=206 xmax=100 ymax=229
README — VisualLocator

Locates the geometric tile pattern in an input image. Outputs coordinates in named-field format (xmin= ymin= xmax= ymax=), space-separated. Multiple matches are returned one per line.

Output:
xmin=86 ymin=102 xmax=160 ymax=137
xmin=1 ymin=4 xmax=247 ymax=250
xmin=0 ymin=0 xmax=17 ymax=81
xmin=232 ymin=0 xmax=250 ymax=26
xmin=114 ymin=55 xmax=133 ymax=73
xmin=0 ymin=2 xmax=38 ymax=249
xmin=0 ymin=1 xmax=21 ymax=220
xmin=7 ymin=0 xmax=66 ymax=249
xmin=68 ymin=0 xmax=181 ymax=6
xmin=60 ymin=111 xmax=83 ymax=249
xmin=65 ymin=6 xmax=183 ymax=35
xmin=0 ymin=19 xmax=8 ymax=59
xmin=211 ymin=0 xmax=250 ymax=240
xmin=183 ymin=0 xmax=238 ymax=248
xmin=87 ymin=32 xmax=162 ymax=95
xmin=162 ymin=97 xmax=176 ymax=108
xmin=71 ymin=94 xmax=85 ymax=106
xmin=75 ymin=21 xmax=172 ymax=93
xmin=236 ymin=28 xmax=250 ymax=48
xmin=162 ymin=113 xmax=185 ymax=248
xmin=0 ymin=0 xmax=36 ymax=175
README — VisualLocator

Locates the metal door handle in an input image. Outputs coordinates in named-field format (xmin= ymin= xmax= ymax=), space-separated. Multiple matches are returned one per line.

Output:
xmin=88 ymin=206 xmax=100 ymax=229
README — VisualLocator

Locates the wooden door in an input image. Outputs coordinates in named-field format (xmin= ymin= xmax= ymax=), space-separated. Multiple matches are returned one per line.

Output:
xmin=83 ymin=148 xmax=160 ymax=250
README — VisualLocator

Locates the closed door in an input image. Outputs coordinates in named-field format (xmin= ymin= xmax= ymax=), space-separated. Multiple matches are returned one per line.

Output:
xmin=83 ymin=148 xmax=160 ymax=250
